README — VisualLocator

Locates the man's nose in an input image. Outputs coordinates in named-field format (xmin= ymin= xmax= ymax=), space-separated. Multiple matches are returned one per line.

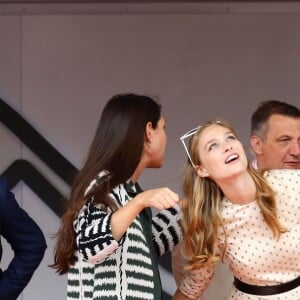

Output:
xmin=289 ymin=140 xmax=300 ymax=156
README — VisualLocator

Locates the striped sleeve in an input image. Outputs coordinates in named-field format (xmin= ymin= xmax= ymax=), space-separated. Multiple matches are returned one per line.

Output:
xmin=74 ymin=202 xmax=123 ymax=264
xmin=152 ymin=204 xmax=183 ymax=257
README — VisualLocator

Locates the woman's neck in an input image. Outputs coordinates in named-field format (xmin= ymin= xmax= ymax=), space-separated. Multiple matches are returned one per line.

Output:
xmin=131 ymin=155 xmax=149 ymax=183
xmin=131 ymin=165 xmax=144 ymax=183
xmin=217 ymin=171 xmax=256 ymax=205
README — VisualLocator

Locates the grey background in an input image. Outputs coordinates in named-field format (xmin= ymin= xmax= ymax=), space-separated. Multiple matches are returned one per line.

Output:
xmin=0 ymin=2 xmax=299 ymax=299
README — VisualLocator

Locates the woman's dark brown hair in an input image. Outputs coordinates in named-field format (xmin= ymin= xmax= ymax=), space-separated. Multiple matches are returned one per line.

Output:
xmin=50 ymin=93 xmax=161 ymax=274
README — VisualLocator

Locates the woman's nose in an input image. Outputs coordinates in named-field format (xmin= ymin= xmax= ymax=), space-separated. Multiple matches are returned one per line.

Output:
xmin=223 ymin=142 xmax=232 ymax=153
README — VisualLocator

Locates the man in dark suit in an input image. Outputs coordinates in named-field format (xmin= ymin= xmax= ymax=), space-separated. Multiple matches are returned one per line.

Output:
xmin=0 ymin=177 xmax=47 ymax=300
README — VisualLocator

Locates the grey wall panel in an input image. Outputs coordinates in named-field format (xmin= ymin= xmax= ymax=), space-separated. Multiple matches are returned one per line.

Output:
xmin=0 ymin=5 xmax=299 ymax=299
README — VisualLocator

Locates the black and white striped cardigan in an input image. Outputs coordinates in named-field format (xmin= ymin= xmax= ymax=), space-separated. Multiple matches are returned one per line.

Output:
xmin=67 ymin=177 xmax=182 ymax=300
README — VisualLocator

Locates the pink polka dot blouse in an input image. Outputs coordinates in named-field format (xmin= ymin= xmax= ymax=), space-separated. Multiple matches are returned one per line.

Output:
xmin=179 ymin=169 xmax=300 ymax=299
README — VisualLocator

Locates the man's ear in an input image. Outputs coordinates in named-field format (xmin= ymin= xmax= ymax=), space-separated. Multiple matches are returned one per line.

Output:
xmin=195 ymin=165 xmax=209 ymax=177
xmin=250 ymin=135 xmax=263 ymax=155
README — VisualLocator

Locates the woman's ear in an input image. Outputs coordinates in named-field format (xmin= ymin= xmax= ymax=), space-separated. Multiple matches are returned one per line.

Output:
xmin=145 ymin=121 xmax=153 ymax=144
xmin=195 ymin=165 xmax=209 ymax=177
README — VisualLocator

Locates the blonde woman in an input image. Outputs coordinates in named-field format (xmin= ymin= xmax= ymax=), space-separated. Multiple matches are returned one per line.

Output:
xmin=173 ymin=120 xmax=299 ymax=299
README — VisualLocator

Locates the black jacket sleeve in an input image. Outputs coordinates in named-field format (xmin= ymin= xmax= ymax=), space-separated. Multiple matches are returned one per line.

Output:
xmin=0 ymin=177 xmax=47 ymax=300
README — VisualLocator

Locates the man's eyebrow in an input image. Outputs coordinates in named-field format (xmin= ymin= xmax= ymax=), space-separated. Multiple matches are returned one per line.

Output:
xmin=275 ymin=135 xmax=291 ymax=141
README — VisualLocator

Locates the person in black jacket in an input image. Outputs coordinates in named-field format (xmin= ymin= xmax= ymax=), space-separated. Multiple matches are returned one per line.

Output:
xmin=0 ymin=176 xmax=47 ymax=300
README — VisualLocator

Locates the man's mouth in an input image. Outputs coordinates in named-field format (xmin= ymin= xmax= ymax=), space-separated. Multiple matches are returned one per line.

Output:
xmin=284 ymin=161 xmax=300 ymax=167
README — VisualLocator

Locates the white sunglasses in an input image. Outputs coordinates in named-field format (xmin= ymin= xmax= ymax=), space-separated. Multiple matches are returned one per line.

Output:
xmin=179 ymin=125 xmax=202 ymax=168
xmin=180 ymin=121 xmax=221 ymax=168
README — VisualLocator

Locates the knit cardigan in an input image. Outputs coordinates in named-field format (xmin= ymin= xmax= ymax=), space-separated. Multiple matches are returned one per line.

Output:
xmin=67 ymin=178 xmax=182 ymax=300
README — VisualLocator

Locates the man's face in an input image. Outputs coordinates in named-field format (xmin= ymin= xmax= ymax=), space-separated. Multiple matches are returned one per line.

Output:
xmin=251 ymin=114 xmax=300 ymax=170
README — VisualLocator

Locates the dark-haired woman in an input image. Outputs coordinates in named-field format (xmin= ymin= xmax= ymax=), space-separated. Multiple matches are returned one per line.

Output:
xmin=51 ymin=93 xmax=182 ymax=300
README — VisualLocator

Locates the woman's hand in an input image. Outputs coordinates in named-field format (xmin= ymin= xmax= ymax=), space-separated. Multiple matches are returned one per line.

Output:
xmin=134 ymin=187 xmax=179 ymax=210
xmin=111 ymin=187 xmax=179 ymax=241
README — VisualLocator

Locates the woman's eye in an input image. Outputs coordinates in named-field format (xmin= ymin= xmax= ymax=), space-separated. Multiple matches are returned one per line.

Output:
xmin=227 ymin=135 xmax=236 ymax=141
xmin=208 ymin=143 xmax=218 ymax=151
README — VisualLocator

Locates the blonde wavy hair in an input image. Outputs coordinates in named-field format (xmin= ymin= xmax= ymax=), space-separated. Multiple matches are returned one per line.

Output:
xmin=181 ymin=120 xmax=286 ymax=270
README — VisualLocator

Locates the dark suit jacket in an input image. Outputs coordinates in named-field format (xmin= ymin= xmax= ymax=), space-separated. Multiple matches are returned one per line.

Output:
xmin=0 ymin=177 xmax=47 ymax=300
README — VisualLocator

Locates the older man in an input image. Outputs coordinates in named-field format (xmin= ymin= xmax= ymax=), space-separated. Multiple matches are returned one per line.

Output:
xmin=250 ymin=100 xmax=300 ymax=170
xmin=171 ymin=99 xmax=300 ymax=299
